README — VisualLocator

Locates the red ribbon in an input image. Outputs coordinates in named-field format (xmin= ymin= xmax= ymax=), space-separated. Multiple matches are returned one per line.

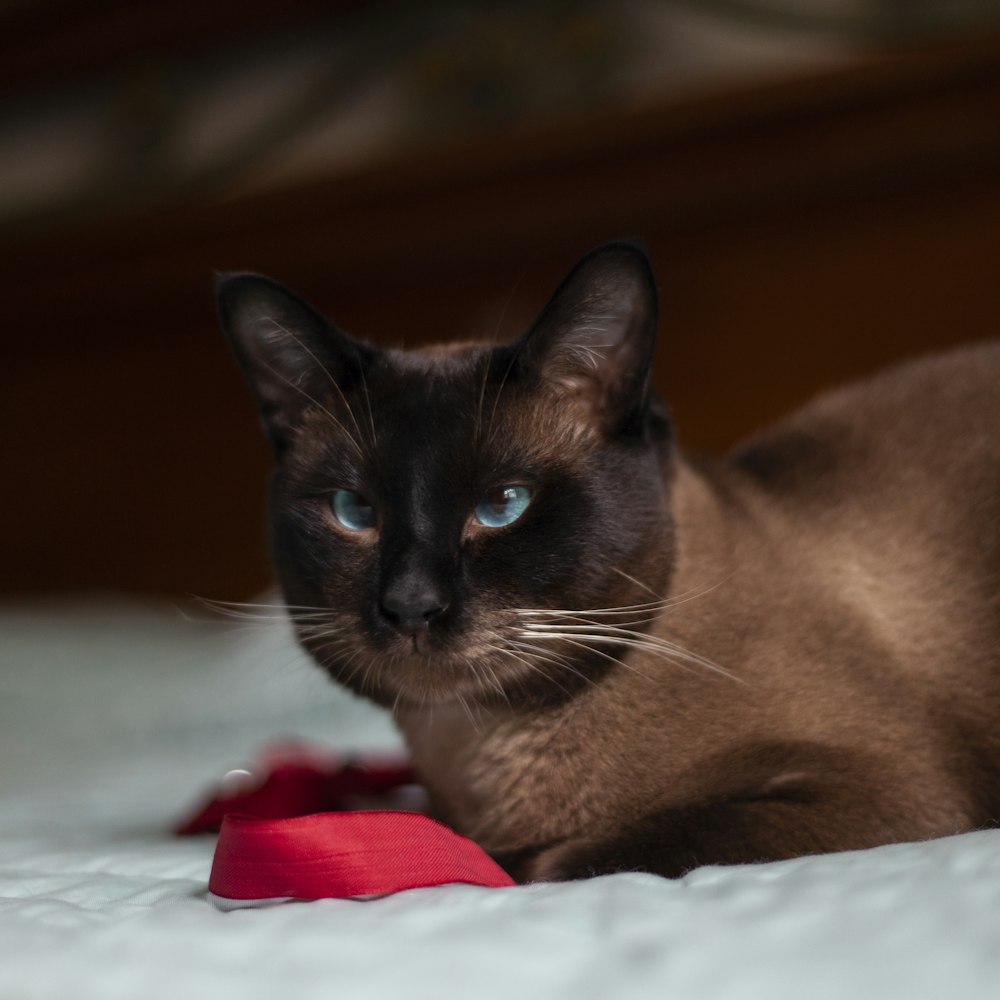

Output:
xmin=177 ymin=743 xmax=514 ymax=900
xmin=210 ymin=810 xmax=515 ymax=900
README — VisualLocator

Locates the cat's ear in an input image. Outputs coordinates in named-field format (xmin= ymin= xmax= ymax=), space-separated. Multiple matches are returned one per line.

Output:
xmin=518 ymin=242 xmax=659 ymax=436
xmin=216 ymin=273 xmax=371 ymax=453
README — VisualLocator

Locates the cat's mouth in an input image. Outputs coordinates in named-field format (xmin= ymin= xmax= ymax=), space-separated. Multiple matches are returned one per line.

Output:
xmin=298 ymin=614 xmax=618 ymax=711
xmin=405 ymin=631 xmax=434 ymax=656
xmin=295 ymin=603 xmax=729 ymax=709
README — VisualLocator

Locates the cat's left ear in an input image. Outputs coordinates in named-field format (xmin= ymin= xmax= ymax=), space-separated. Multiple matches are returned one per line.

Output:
xmin=518 ymin=241 xmax=659 ymax=437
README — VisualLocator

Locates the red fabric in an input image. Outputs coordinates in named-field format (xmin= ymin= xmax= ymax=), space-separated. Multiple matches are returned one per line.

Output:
xmin=210 ymin=810 xmax=515 ymax=900
xmin=176 ymin=743 xmax=417 ymax=835
xmin=177 ymin=742 xmax=514 ymax=899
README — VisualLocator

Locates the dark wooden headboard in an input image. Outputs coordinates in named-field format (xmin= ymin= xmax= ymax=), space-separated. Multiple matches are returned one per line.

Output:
xmin=3 ymin=33 xmax=999 ymax=600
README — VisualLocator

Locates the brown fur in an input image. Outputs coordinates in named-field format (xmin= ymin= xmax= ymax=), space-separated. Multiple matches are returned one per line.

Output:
xmin=402 ymin=343 xmax=1000 ymax=878
xmin=218 ymin=246 xmax=1000 ymax=881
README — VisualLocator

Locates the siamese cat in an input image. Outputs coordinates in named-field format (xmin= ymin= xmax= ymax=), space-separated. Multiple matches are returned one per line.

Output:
xmin=218 ymin=242 xmax=1000 ymax=881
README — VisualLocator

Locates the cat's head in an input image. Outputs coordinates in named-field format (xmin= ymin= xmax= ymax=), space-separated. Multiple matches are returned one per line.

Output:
xmin=218 ymin=242 xmax=675 ymax=709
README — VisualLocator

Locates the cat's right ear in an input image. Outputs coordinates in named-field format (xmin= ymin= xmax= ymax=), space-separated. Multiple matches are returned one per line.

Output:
xmin=216 ymin=273 xmax=371 ymax=454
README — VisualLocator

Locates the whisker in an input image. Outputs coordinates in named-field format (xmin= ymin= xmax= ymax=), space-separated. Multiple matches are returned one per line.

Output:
xmin=267 ymin=318 xmax=369 ymax=456
xmin=471 ymin=651 xmax=509 ymax=703
xmin=455 ymin=689 xmax=481 ymax=732
xmin=520 ymin=626 xmax=739 ymax=683
xmin=195 ymin=608 xmax=331 ymax=625
xmin=474 ymin=273 xmax=524 ymax=444
xmin=474 ymin=354 xmax=491 ymax=446
xmin=610 ymin=566 xmax=660 ymax=599
xmin=514 ymin=599 xmax=672 ymax=617
xmin=483 ymin=331 xmax=534 ymax=449
xmin=391 ymin=676 xmax=405 ymax=717
xmin=524 ymin=633 xmax=660 ymax=686
xmin=505 ymin=638 xmax=600 ymax=692
xmin=176 ymin=614 xmax=300 ymax=633
xmin=494 ymin=646 xmax=578 ymax=699
xmin=268 ymin=357 xmax=366 ymax=456
xmin=192 ymin=596 xmax=334 ymax=615
xmin=357 ymin=360 xmax=378 ymax=452
xmin=515 ymin=611 xmax=671 ymax=633
xmin=513 ymin=574 xmax=733 ymax=621
xmin=647 ymin=571 xmax=738 ymax=612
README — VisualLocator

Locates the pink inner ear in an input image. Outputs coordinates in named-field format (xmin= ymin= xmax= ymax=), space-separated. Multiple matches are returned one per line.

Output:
xmin=544 ymin=320 xmax=646 ymax=423
xmin=508 ymin=242 xmax=659 ymax=430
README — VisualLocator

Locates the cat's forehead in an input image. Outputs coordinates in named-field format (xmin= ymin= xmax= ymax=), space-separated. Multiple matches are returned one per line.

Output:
xmin=295 ymin=343 xmax=487 ymax=452
xmin=329 ymin=340 xmax=584 ymax=469
xmin=378 ymin=341 xmax=491 ymax=385
xmin=391 ymin=340 xmax=489 ymax=364
xmin=295 ymin=338 xmax=594 ymax=471
xmin=368 ymin=342 xmax=495 ymax=415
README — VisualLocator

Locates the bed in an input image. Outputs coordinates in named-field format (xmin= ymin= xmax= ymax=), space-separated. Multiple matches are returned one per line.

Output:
xmin=3 ymin=599 xmax=999 ymax=999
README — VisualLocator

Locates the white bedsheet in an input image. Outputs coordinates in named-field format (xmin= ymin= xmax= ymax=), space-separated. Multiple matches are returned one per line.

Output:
xmin=2 ymin=600 xmax=999 ymax=1000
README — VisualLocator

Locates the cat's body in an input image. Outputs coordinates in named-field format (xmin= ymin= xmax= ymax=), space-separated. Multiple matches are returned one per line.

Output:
xmin=219 ymin=244 xmax=1000 ymax=880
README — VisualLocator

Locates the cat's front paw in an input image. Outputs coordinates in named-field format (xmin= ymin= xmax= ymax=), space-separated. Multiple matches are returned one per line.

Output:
xmin=522 ymin=838 xmax=630 ymax=882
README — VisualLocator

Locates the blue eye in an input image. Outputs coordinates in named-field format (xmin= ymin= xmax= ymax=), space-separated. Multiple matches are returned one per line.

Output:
xmin=475 ymin=485 xmax=531 ymax=528
xmin=332 ymin=490 xmax=376 ymax=531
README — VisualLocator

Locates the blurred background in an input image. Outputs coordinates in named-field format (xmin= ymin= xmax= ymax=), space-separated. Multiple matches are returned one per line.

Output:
xmin=2 ymin=0 xmax=999 ymax=604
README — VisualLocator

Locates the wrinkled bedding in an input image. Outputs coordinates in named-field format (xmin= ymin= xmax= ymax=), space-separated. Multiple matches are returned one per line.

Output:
xmin=2 ymin=600 xmax=999 ymax=1000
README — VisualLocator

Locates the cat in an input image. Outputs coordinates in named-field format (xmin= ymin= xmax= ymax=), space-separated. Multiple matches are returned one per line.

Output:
xmin=217 ymin=241 xmax=1000 ymax=881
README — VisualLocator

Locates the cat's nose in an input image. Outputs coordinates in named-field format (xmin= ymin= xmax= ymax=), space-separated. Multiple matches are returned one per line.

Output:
xmin=379 ymin=578 xmax=449 ymax=635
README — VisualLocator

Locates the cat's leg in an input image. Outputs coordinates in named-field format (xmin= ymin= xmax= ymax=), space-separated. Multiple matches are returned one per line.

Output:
xmin=521 ymin=795 xmax=866 ymax=881
xmin=519 ymin=757 xmax=954 ymax=882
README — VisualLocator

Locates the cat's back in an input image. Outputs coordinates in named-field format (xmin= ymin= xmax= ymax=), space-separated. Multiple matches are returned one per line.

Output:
xmin=732 ymin=341 xmax=1000 ymax=517
xmin=723 ymin=341 xmax=1000 ymax=688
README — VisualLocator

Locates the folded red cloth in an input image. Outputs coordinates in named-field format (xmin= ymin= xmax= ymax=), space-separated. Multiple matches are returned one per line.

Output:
xmin=210 ymin=810 xmax=515 ymax=901
xmin=177 ymin=742 xmax=515 ymax=900
xmin=176 ymin=742 xmax=418 ymax=835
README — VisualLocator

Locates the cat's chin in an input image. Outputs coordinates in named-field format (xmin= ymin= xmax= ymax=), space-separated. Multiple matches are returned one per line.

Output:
xmin=314 ymin=648 xmax=502 ymax=709
xmin=313 ymin=643 xmax=601 ymax=712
